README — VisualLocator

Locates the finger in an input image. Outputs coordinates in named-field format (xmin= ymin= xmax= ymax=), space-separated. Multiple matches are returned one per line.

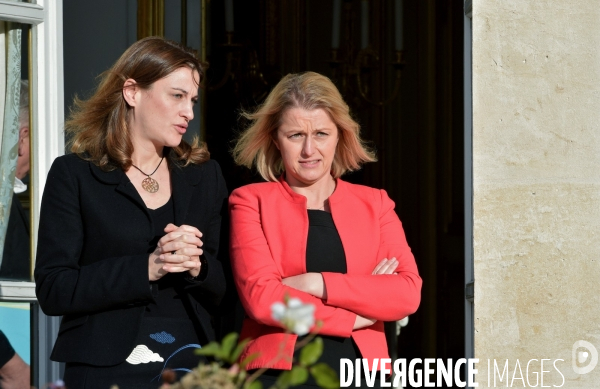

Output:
xmin=160 ymin=241 xmax=203 ymax=255
xmin=372 ymin=259 xmax=389 ymax=275
xmin=165 ymin=259 xmax=200 ymax=270
xmin=163 ymin=223 xmax=179 ymax=233
xmin=160 ymin=249 xmax=204 ymax=262
xmin=371 ymin=258 xmax=387 ymax=274
xmin=378 ymin=258 xmax=398 ymax=275
xmin=163 ymin=260 xmax=201 ymax=273
xmin=158 ymin=232 xmax=203 ymax=250
xmin=171 ymin=233 xmax=203 ymax=248
xmin=159 ymin=247 xmax=203 ymax=261
xmin=165 ymin=224 xmax=203 ymax=238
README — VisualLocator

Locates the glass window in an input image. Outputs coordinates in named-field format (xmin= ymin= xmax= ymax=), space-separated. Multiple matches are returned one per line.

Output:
xmin=0 ymin=22 xmax=32 ymax=283
xmin=0 ymin=0 xmax=64 ymax=385
xmin=0 ymin=301 xmax=31 ymax=365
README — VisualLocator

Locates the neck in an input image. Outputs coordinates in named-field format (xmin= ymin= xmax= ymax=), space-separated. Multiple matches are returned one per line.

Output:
xmin=287 ymin=175 xmax=336 ymax=210
xmin=130 ymin=145 xmax=165 ymax=172
xmin=129 ymin=125 xmax=166 ymax=170
xmin=15 ymin=167 xmax=26 ymax=180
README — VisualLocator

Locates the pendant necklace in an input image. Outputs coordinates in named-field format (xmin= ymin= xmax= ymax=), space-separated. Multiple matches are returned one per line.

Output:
xmin=131 ymin=156 xmax=164 ymax=193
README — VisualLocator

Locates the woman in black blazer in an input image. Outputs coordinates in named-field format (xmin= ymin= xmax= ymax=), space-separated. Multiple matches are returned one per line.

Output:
xmin=34 ymin=37 xmax=227 ymax=388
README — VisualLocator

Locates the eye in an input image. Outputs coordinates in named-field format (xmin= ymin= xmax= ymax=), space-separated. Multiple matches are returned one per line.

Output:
xmin=192 ymin=98 xmax=199 ymax=105
xmin=288 ymin=133 xmax=303 ymax=139
xmin=316 ymin=131 xmax=329 ymax=137
xmin=173 ymin=94 xmax=183 ymax=99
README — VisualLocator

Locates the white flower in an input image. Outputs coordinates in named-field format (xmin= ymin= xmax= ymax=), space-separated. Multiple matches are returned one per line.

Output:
xmin=271 ymin=297 xmax=316 ymax=336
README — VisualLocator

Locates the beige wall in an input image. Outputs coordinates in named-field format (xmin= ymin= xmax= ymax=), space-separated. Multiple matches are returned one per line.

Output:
xmin=472 ymin=1 xmax=600 ymax=387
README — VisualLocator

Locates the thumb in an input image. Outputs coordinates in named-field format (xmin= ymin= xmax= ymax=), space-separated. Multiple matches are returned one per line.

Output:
xmin=163 ymin=223 xmax=179 ymax=233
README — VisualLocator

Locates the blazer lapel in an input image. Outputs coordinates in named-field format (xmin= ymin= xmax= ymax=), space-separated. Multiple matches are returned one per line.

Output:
xmin=89 ymin=163 xmax=149 ymax=217
xmin=89 ymin=159 xmax=201 ymax=225
xmin=170 ymin=164 xmax=200 ymax=226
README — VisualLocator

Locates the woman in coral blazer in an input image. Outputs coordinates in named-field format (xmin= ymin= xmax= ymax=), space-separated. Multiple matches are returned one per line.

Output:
xmin=230 ymin=72 xmax=421 ymax=387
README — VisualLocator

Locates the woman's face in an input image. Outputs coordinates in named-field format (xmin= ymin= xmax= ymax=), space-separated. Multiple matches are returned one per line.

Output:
xmin=274 ymin=107 xmax=339 ymax=188
xmin=126 ymin=66 xmax=199 ymax=149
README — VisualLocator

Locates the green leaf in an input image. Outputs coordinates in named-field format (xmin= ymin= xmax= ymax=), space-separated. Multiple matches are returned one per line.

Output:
xmin=289 ymin=366 xmax=309 ymax=385
xmin=299 ymin=337 xmax=323 ymax=366
xmin=231 ymin=338 xmax=251 ymax=363
xmin=240 ymin=352 xmax=261 ymax=368
xmin=219 ymin=332 xmax=239 ymax=361
xmin=195 ymin=341 xmax=221 ymax=357
xmin=275 ymin=370 xmax=292 ymax=389
xmin=245 ymin=380 xmax=263 ymax=389
xmin=310 ymin=363 xmax=340 ymax=389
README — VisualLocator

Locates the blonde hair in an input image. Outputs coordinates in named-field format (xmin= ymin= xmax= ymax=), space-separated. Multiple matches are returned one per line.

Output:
xmin=232 ymin=71 xmax=376 ymax=181
xmin=66 ymin=37 xmax=209 ymax=171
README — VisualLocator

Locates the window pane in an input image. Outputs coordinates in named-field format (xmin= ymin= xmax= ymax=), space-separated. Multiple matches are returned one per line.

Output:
xmin=0 ymin=302 xmax=31 ymax=367
xmin=0 ymin=23 xmax=32 ymax=282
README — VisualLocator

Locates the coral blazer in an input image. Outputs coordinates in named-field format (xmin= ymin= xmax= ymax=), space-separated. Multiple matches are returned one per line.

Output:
xmin=229 ymin=175 xmax=422 ymax=370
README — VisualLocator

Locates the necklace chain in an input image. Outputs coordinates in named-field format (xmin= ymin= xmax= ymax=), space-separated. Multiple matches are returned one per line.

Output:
xmin=131 ymin=157 xmax=164 ymax=193
xmin=131 ymin=157 xmax=164 ymax=177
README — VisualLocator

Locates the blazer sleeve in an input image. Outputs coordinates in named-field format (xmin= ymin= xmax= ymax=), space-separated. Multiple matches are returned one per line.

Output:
xmin=34 ymin=157 xmax=154 ymax=316
xmin=321 ymin=189 xmax=422 ymax=321
xmin=182 ymin=161 xmax=228 ymax=309
xmin=229 ymin=188 xmax=356 ymax=338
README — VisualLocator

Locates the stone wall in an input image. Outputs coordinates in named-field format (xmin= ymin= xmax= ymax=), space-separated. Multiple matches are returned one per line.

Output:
xmin=472 ymin=1 xmax=600 ymax=387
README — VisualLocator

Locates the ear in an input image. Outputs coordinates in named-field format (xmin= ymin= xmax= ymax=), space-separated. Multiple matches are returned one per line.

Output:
xmin=18 ymin=126 xmax=29 ymax=156
xmin=122 ymin=78 xmax=139 ymax=107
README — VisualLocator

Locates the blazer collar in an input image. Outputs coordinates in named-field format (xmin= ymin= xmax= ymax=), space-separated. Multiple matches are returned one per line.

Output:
xmin=276 ymin=173 xmax=346 ymax=205
xmin=89 ymin=158 xmax=201 ymax=225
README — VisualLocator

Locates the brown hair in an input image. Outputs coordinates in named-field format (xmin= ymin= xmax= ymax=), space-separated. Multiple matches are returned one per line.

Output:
xmin=232 ymin=71 xmax=376 ymax=181
xmin=66 ymin=36 xmax=209 ymax=170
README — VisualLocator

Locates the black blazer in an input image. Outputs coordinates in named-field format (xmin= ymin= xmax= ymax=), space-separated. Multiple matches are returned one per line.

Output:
xmin=34 ymin=153 xmax=228 ymax=366
xmin=0 ymin=192 xmax=30 ymax=280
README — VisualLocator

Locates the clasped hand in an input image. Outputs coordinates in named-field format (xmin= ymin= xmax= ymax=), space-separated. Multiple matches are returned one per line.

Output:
xmin=149 ymin=223 xmax=203 ymax=281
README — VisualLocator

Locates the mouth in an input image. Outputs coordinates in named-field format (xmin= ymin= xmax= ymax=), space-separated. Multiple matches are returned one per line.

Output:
xmin=299 ymin=160 xmax=320 ymax=167
xmin=175 ymin=124 xmax=188 ymax=135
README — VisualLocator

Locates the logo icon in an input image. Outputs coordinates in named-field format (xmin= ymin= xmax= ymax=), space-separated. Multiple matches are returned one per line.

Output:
xmin=572 ymin=340 xmax=598 ymax=375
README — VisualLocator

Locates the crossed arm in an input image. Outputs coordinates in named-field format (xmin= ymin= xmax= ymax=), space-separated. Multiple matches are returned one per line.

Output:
xmin=229 ymin=187 xmax=422 ymax=337
xmin=282 ymin=258 xmax=402 ymax=328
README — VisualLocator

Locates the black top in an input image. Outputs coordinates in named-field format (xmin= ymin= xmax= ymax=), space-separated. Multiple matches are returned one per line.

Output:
xmin=305 ymin=210 xmax=360 ymax=366
xmin=145 ymin=196 xmax=189 ymax=319
xmin=259 ymin=211 xmax=365 ymax=388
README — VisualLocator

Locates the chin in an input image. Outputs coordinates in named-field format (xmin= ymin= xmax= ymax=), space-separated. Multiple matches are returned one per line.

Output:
xmin=297 ymin=175 xmax=329 ymax=186
xmin=166 ymin=138 xmax=184 ymax=148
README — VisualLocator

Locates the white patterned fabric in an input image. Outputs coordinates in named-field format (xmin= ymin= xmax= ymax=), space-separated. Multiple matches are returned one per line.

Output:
xmin=0 ymin=21 xmax=22 ymax=269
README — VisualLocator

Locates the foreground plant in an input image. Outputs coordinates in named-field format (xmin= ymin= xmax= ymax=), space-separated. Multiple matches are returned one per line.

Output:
xmin=162 ymin=296 xmax=339 ymax=389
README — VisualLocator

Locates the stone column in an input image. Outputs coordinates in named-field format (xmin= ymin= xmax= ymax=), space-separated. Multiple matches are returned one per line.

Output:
xmin=473 ymin=1 xmax=600 ymax=387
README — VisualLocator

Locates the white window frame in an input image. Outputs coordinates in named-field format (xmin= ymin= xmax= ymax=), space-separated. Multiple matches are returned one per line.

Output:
xmin=0 ymin=0 xmax=64 ymax=300
xmin=0 ymin=0 xmax=64 ymax=385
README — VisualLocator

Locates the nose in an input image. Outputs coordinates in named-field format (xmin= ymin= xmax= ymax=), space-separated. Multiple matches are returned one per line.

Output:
xmin=182 ymin=101 xmax=194 ymax=122
xmin=301 ymin=136 xmax=314 ymax=156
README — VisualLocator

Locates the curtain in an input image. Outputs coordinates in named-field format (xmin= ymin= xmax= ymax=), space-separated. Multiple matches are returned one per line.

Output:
xmin=0 ymin=22 xmax=22 ymax=269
